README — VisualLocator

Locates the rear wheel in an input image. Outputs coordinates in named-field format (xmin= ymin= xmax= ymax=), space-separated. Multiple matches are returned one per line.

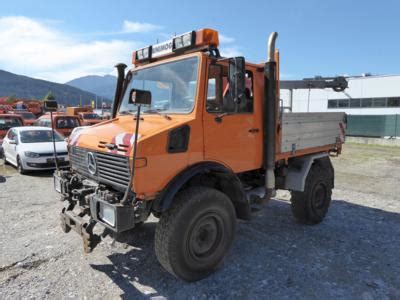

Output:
xmin=155 ymin=187 xmax=236 ymax=282
xmin=290 ymin=161 xmax=332 ymax=224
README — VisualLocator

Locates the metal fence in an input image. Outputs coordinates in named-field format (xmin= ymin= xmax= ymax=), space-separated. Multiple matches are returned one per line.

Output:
xmin=346 ymin=115 xmax=400 ymax=138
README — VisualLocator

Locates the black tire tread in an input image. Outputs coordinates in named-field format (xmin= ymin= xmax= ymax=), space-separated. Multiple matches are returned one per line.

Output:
xmin=291 ymin=161 xmax=332 ymax=225
xmin=154 ymin=186 xmax=235 ymax=281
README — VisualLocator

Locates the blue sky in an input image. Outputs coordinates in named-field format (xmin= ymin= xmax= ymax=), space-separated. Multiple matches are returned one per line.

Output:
xmin=1 ymin=0 xmax=399 ymax=82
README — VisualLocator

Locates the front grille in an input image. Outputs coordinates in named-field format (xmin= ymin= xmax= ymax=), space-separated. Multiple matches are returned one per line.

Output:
xmin=69 ymin=146 xmax=131 ymax=191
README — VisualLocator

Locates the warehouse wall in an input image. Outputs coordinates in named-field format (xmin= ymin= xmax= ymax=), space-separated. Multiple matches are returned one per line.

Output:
xmin=281 ymin=75 xmax=400 ymax=115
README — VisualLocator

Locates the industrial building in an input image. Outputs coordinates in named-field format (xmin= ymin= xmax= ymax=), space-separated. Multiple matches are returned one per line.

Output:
xmin=280 ymin=74 xmax=400 ymax=138
xmin=280 ymin=74 xmax=400 ymax=115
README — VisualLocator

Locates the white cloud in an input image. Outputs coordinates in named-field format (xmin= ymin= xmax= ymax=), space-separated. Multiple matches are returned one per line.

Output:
xmin=219 ymin=34 xmax=235 ymax=44
xmin=122 ymin=20 xmax=162 ymax=33
xmin=0 ymin=16 xmax=142 ymax=83
xmin=218 ymin=33 xmax=241 ymax=57
xmin=220 ymin=46 xmax=243 ymax=58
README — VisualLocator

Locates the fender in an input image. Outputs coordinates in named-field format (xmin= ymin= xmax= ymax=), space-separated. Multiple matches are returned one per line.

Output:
xmin=284 ymin=153 xmax=334 ymax=192
xmin=153 ymin=161 xmax=251 ymax=220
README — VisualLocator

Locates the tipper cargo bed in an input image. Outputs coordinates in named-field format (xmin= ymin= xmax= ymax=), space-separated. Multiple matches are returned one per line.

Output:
xmin=281 ymin=112 xmax=346 ymax=153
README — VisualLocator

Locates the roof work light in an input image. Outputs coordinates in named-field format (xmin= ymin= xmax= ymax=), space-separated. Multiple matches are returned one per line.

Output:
xmin=132 ymin=28 xmax=219 ymax=65
xmin=173 ymin=31 xmax=196 ymax=51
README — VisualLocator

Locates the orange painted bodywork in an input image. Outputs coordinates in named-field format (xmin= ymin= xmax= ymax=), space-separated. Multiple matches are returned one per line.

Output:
xmin=36 ymin=114 xmax=82 ymax=137
xmin=72 ymin=50 xmax=342 ymax=200
xmin=7 ymin=111 xmax=36 ymax=126
xmin=0 ymin=114 xmax=24 ymax=140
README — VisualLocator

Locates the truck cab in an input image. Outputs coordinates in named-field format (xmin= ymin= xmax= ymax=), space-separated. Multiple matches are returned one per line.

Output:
xmin=8 ymin=110 xmax=37 ymax=126
xmin=54 ymin=29 xmax=346 ymax=282
xmin=77 ymin=112 xmax=102 ymax=126
xmin=35 ymin=113 xmax=82 ymax=137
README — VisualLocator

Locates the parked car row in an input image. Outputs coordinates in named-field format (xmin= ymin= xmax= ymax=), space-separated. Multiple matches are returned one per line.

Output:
xmin=0 ymin=110 xmax=89 ymax=174
xmin=0 ymin=107 xmax=109 ymax=174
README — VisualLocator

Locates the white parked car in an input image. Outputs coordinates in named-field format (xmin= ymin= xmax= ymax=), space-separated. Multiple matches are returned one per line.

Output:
xmin=2 ymin=126 xmax=69 ymax=174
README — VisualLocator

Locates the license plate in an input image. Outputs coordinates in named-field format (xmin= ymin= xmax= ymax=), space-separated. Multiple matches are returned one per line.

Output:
xmin=54 ymin=176 xmax=62 ymax=193
xmin=47 ymin=157 xmax=65 ymax=163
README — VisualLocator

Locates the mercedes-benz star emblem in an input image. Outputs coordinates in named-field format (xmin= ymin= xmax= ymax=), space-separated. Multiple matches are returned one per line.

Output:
xmin=87 ymin=152 xmax=97 ymax=175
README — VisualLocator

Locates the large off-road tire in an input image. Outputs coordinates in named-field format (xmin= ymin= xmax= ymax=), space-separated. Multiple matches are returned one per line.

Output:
xmin=155 ymin=187 xmax=236 ymax=282
xmin=290 ymin=161 xmax=333 ymax=225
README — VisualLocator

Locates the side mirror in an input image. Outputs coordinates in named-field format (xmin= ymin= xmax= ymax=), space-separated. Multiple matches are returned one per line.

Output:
xmin=128 ymin=89 xmax=152 ymax=105
xmin=43 ymin=100 xmax=58 ymax=112
xmin=228 ymin=57 xmax=246 ymax=103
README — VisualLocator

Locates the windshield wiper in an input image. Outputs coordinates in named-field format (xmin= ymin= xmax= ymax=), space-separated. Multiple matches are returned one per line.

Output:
xmin=143 ymin=109 xmax=172 ymax=120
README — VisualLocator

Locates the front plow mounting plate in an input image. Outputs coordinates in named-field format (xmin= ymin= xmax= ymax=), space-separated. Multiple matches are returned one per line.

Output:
xmin=60 ymin=207 xmax=101 ymax=253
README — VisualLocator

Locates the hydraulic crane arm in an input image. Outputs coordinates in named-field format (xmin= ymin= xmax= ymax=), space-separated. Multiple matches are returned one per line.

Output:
xmin=281 ymin=76 xmax=348 ymax=92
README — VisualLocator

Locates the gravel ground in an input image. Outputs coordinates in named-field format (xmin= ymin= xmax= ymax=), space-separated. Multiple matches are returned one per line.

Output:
xmin=0 ymin=143 xmax=400 ymax=299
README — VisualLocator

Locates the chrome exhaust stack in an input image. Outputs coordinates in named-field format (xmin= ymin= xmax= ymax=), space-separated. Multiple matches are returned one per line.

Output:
xmin=264 ymin=32 xmax=278 ymax=200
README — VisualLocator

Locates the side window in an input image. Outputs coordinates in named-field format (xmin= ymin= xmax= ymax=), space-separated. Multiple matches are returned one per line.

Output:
xmin=7 ymin=129 xmax=16 ymax=141
xmin=242 ymin=71 xmax=254 ymax=113
xmin=206 ymin=64 xmax=254 ymax=114
xmin=206 ymin=64 xmax=223 ymax=113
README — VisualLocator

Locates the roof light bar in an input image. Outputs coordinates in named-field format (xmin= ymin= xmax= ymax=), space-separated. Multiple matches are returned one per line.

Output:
xmin=132 ymin=28 xmax=220 ymax=65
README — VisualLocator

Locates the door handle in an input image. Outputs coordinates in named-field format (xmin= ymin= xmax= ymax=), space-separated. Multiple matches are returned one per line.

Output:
xmin=248 ymin=128 xmax=260 ymax=133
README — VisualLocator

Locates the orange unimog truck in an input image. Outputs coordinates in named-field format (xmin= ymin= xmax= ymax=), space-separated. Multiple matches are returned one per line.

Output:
xmin=66 ymin=106 xmax=102 ymax=125
xmin=54 ymin=29 xmax=347 ymax=281
xmin=35 ymin=113 xmax=82 ymax=137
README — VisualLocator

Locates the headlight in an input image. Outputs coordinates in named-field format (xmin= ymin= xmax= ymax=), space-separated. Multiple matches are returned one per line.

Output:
xmin=69 ymin=126 xmax=87 ymax=143
xmin=98 ymin=203 xmax=116 ymax=227
xmin=24 ymin=151 xmax=40 ymax=158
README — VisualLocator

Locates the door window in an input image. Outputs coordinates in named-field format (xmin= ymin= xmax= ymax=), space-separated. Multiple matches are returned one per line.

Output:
xmin=206 ymin=64 xmax=254 ymax=114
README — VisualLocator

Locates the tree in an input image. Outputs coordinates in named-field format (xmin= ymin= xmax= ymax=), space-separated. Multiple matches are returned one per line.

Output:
xmin=6 ymin=94 xmax=16 ymax=104
xmin=43 ymin=91 xmax=55 ymax=101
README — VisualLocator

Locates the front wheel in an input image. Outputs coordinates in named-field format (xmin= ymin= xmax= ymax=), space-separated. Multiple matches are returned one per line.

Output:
xmin=290 ymin=160 xmax=333 ymax=224
xmin=17 ymin=156 xmax=27 ymax=175
xmin=2 ymin=152 xmax=7 ymax=165
xmin=155 ymin=187 xmax=236 ymax=282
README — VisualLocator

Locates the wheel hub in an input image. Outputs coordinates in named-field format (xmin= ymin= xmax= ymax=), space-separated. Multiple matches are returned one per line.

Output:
xmin=188 ymin=214 xmax=223 ymax=260
xmin=312 ymin=183 xmax=327 ymax=210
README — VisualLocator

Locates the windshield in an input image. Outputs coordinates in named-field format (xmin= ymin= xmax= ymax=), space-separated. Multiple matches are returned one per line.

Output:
xmin=20 ymin=130 xmax=64 ymax=143
xmin=57 ymin=117 xmax=80 ymax=129
xmin=0 ymin=117 xmax=23 ymax=130
xmin=82 ymin=113 xmax=99 ymax=119
xmin=22 ymin=112 xmax=36 ymax=119
xmin=119 ymin=57 xmax=199 ymax=115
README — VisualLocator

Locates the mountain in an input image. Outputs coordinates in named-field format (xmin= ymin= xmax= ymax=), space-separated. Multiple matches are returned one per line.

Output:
xmin=66 ymin=75 xmax=117 ymax=100
xmin=0 ymin=69 xmax=109 ymax=106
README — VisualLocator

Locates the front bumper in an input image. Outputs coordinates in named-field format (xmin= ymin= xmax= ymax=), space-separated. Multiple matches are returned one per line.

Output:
xmin=23 ymin=155 xmax=69 ymax=170
xmin=54 ymin=171 xmax=138 ymax=252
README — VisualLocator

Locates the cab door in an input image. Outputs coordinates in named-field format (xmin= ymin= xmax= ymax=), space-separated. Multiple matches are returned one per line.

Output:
xmin=4 ymin=129 xmax=18 ymax=165
xmin=203 ymin=63 xmax=262 ymax=173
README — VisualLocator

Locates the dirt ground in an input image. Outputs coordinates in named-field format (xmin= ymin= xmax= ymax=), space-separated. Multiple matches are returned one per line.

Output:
xmin=1 ymin=143 xmax=400 ymax=299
